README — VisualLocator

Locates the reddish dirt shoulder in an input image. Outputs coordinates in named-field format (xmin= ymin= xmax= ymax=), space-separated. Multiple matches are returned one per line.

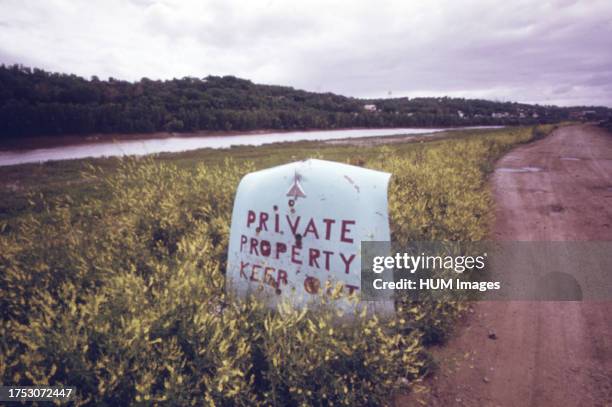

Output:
xmin=400 ymin=124 xmax=612 ymax=407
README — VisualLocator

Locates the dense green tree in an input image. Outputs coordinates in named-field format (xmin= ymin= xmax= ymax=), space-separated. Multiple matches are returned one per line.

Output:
xmin=1 ymin=64 xmax=610 ymax=140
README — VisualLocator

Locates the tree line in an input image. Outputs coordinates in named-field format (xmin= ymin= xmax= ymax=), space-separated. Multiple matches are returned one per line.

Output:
xmin=1 ymin=64 xmax=610 ymax=139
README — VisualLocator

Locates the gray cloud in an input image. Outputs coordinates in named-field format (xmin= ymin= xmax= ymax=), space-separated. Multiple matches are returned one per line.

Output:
xmin=0 ymin=0 xmax=611 ymax=106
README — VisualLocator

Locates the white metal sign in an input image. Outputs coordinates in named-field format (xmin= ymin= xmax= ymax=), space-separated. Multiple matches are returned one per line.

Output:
xmin=226 ymin=159 xmax=391 ymax=307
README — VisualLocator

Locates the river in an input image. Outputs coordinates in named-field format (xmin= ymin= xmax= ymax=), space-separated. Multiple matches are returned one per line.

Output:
xmin=0 ymin=127 xmax=499 ymax=167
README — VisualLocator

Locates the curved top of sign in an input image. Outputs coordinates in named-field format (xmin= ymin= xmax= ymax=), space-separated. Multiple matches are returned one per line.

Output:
xmin=237 ymin=158 xmax=391 ymax=213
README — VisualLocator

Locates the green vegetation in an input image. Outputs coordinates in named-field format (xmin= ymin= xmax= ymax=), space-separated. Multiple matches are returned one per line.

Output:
xmin=0 ymin=126 xmax=554 ymax=405
xmin=2 ymin=63 xmax=598 ymax=140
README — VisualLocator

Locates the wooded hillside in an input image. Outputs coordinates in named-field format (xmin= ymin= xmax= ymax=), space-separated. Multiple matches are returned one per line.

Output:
xmin=1 ymin=64 xmax=610 ymax=139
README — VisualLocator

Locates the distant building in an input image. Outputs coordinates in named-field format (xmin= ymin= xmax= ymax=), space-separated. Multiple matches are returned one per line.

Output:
xmin=363 ymin=104 xmax=377 ymax=112
xmin=457 ymin=110 xmax=465 ymax=118
xmin=581 ymin=110 xmax=597 ymax=120
xmin=492 ymin=112 xmax=510 ymax=118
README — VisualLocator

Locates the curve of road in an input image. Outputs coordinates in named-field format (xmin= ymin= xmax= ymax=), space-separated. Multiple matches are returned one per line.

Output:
xmin=402 ymin=124 xmax=612 ymax=407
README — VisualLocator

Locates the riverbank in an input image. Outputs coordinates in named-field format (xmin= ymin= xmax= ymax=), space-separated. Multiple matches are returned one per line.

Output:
xmin=0 ymin=126 xmax=506 ymax=167
xmin=0 ymin=126 xmax=513 ymax=222
xmin=0 ymin=128 xmax=291 ymax=151
xmin=0 ymin=126 xmax=504 ymax=152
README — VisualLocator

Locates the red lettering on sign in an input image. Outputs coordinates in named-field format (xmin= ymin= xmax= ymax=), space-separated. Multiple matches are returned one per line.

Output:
xmin=277 ymin=269 xmax=288 ymax=287
xmin=340 ymin=220 xmax=355 ymax=243
xmin=304 ymin=275 xmax=320 ymax=294
xmin=261 ymin=240 xmax=271 ymax=257
xmin=291 ymin=245 xmax=302 ymax=265
xmin=250 ymin=265 xmax=261 ymax=282
xmin=259 ymin=212 xmax=269 ymax=231
xmin=263 ymin=267 xmax=275 ymax=286
xmin=238 ymin=209 xmax=365 ymax=296
xmin=249 ymin=238 xmax=259 ymax=255
xmin=286 ymin=215 xmax=301 ymax=235
xmin=322 ymin=218 xmax=335 ymax=240
xmin=275 ymin=242 xmax=287 ymax=259
xmin=340 ymin=253 xmax=356 ymax=274
xmin=240 ymin=261 xmax=249 ymax=279
xmin=247 ymin=210 xmax=256 ymax=228
xmin=308 ymin=248 xmax=320 ymax=268
xmin=303 ymin=218 xmax=319 ymax=239
xmin=322 ymin=250 xmax=333 ymax=271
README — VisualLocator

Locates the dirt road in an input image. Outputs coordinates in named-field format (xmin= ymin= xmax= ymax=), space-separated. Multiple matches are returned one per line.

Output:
xmin=405 ymin=124 xmax=612 ymax=406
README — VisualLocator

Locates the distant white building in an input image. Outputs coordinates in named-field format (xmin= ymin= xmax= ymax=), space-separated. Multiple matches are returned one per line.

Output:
xmin=492 ymin=112 xmax=510 ymax=118
xmin=363 ymin=104 xmax=377 ymax=112
xmin=457 ymin=110 xmax=465 ymax=118
xmin=581 ymin=110 xmax=596 ymax=119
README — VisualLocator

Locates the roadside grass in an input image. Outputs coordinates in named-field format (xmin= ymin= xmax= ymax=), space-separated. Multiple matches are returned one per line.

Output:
xmin=0 ymin=125 xmax=555 ymax=405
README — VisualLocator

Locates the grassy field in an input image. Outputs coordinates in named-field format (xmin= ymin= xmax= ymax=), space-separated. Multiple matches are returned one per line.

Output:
xmin=0 ymin=125 xmax=554 ymax=405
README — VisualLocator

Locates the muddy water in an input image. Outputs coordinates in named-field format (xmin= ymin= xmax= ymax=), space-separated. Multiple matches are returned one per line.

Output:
xmin=0 ymin=126 xmax=500 ymax=167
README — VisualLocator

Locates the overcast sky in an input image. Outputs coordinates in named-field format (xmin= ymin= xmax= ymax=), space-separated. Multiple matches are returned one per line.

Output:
xmin=1 ymin=0 xmax=611 ymax=106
